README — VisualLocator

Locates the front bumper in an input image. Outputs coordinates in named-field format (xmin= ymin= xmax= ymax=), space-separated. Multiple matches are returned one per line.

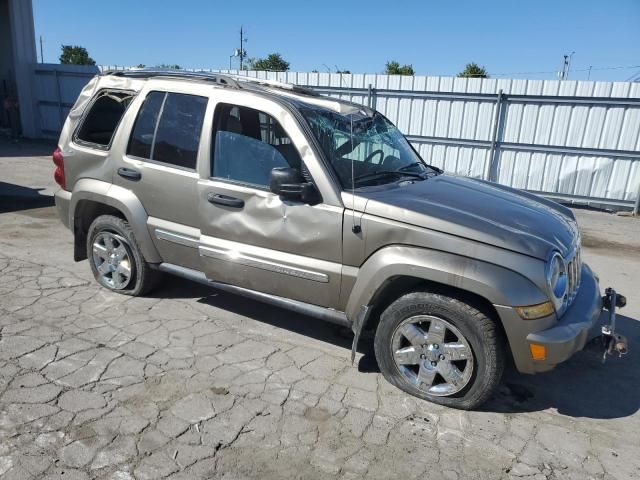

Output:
xmin=525 ymin=263 xmax=603 ymax=372
xmin=499 ymin=263 xmax=604 ymax=374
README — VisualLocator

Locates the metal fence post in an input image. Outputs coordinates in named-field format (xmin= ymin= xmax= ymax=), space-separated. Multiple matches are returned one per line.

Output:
xmin=367 ymin=84 xmax=377 ymax=110
xmin=634 ymin=183 xmax=640 ymax=216
xmin=54 ymin=69 xmax=64 ymax=131
xmin=486 ymin=89 xmax=505 ymax=182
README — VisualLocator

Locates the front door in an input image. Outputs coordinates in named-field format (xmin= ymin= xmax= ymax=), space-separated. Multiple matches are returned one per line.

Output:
xmin=197 ymin=94 xmax=344 ymax=309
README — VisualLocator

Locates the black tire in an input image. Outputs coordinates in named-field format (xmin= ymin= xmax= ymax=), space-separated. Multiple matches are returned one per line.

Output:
xmin=86 ymin=214 xmax=162 ymax=296
xmin=374 ymin=291 xmax=504 ymax=410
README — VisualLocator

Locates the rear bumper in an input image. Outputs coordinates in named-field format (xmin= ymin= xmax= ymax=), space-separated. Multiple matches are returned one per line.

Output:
xmin=499 ymin=263 xmax=603 ymax=374
xmin=54 ymin=189 xmax=72 ymax=229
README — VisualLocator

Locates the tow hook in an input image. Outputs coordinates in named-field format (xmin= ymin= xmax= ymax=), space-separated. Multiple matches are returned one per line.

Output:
xmin=600 ymin=288 xmax=628 ymax=362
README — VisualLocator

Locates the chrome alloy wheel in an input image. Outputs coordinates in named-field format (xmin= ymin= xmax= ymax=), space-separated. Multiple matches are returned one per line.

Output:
xmin=92 ymin=231 xmax=133 ymax=290
xmin=391 ymin=315 xmax=474 ymax=396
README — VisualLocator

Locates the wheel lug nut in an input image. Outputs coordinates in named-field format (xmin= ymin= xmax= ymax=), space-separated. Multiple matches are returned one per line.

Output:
xmin=439 ymin=354 xmax=445 ymax=360
xmin=431 ymin=361 xmax=437 ymax=366
xmin=420 ymin=354 xmax=425 ymax=359
xmin=434 ymin=344 xmax=439 ymax=349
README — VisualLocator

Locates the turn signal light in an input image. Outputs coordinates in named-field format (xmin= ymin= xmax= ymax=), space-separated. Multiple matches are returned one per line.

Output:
xmin=529 ymin=343 xmax=547 ymax=361
xmin=515 ymin=301 xmax=555 ymax=320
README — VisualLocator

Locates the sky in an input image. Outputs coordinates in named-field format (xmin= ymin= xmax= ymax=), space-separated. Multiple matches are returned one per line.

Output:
xmin=33 ymin=0 xmax=640 ymax=81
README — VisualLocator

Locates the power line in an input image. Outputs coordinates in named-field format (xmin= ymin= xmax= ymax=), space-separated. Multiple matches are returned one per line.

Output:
xmin=451 ymin=64 xmax=640 ymax=78
xmin=487 ymin=64 xmax=640 ymax=78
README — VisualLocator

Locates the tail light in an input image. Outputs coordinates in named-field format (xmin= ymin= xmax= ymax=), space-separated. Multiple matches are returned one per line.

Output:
xmin=52 ymin=147 xmax=67 ymax=190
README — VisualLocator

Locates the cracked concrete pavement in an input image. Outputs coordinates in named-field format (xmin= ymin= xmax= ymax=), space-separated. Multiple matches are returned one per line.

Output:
xmin=1 ymin=139 xmax=639 ymax=479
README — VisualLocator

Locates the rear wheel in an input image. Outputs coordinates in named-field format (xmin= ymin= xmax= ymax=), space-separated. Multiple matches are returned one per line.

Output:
xmin=87 ymin=215 xmax=161 ymax=296
xmin=374 ymin=291 xmax=504 ymax=410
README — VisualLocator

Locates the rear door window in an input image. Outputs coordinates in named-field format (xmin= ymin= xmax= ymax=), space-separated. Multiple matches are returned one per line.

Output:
xmin=127 ymin=91 xmax=207 ymax=170
xmin=127 ymin=91 xmax=165 ymax=159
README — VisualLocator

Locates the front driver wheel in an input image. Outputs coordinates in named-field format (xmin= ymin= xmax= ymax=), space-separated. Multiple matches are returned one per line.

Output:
xmin=374 ymin=291 xmax=504 ymax=410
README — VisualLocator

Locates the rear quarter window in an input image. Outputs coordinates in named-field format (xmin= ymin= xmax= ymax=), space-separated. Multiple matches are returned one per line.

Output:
xmin=75 ymin=90 xmax=134 ymax=148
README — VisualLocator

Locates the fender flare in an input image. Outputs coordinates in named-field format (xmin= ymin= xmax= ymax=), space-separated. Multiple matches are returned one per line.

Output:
xmin=70 ymin=179 xmax=162 ymax=263
xmin=347 ymin=245 xmax=548 ymax=362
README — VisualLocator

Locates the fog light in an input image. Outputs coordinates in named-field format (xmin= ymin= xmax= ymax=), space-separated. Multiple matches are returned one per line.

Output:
xmin=529 ymin=343 xmax=547 ymax=361
xmin=515 ymin=301 xmax=555 ymax=320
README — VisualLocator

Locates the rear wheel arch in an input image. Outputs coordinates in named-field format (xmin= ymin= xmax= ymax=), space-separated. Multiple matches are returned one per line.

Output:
xmin=73 ymin=199 xmax=125 ymax=261
xmin=70 ymin=182 xmax=161 ymax=264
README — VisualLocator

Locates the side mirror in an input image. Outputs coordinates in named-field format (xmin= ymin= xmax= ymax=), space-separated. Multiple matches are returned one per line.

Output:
xmin=270 ymin=167 xmax=320 ymax=204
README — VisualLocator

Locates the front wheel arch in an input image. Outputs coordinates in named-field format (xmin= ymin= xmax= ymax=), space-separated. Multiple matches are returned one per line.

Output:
xmin=357 ymin=276 xmax=514 ymax=369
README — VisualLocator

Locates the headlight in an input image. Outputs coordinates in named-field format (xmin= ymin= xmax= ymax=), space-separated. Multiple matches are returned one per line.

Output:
xmin=546 ymin=252 xmax=567 ymax=302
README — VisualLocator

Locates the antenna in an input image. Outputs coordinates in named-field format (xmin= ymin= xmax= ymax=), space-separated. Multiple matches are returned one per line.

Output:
xmin=349 ymin=113 xmax=361 ymax=234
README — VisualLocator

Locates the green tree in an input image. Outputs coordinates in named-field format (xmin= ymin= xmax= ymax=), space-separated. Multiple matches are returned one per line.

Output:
xmin=336 ymin=69 xmax=351 ymax=74
xmin=136 ymin=64 xmax=146 ymax=68
xmin=458 ymin=62 xmax=489 ymax=78
xmin=155 ymin=64 xmax=182 ymax=70
xmin=385 ymin=60 xmax=414 ymax=75
xmin=248 ymin=53 xmax=290 ymax=71
xmin=59 ymin=45 xmax=96 ymax=65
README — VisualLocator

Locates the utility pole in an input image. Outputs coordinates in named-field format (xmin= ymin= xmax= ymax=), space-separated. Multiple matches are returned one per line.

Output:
xmin=39 ymin=36 xmax=44 ymax=63
xmin=239 ymin=26 xmax=247 ymax=71
xmin=559 ymin=51 xmax=575 ymax=80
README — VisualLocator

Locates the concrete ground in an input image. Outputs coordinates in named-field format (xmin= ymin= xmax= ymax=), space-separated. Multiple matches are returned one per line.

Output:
xmin=1 ymin=138 xmax=639 ymax=480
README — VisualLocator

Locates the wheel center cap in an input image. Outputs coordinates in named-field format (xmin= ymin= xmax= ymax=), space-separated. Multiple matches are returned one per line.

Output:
xmin=424 ymin=344 xmax=440 ymax=362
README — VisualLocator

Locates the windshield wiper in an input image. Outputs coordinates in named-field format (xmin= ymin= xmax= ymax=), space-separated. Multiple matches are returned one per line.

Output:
xmin=397 ymin=162 xmax=425 ymax=172
xmin=353 ymin=170 xmax=424 ymax=185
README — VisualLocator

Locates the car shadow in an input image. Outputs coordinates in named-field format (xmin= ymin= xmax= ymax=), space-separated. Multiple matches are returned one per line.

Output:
xmin=0 ymin=137 xmax=56 ymax=157
xmin=151 ymin=278 xmax=640 ymax=419
xmin=483 ymin=313 xmax=640 ymax=419
xmin=151 ymin=278 xmax=356 ymax=352
xmin=0 ymin=182 xmax=55 ymax=214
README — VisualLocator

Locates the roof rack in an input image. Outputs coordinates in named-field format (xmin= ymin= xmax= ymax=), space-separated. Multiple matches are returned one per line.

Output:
xmin=223 ymin=74 xmax=319 ymax=96
xmin=102 ymin=69 xmax=241 ymax=88
xmin=101 ymin=69 xmax=318 ymax=96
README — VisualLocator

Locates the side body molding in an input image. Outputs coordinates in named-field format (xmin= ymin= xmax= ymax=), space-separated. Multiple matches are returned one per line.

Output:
xmin=70 ymin=179 xmax=162 ymax=263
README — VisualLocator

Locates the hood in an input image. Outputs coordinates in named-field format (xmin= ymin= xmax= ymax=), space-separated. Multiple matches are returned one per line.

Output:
xmin=360 ymin=174 xmax=579 ymax=259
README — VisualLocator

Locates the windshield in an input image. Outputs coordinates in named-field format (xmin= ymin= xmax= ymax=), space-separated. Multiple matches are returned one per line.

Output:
xmin=301 ymin=107 xmax=436 ymax=188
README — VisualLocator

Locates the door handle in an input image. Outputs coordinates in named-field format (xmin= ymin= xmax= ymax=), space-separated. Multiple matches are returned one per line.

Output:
xmin=117 ymin=167 xmax=142 ymax=181
xmin=207 ymin=193 xmax=244 ymax=208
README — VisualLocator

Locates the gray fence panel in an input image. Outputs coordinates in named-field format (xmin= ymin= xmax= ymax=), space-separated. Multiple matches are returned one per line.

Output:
xmin=33 ymin=63 xmax=98 ymax=137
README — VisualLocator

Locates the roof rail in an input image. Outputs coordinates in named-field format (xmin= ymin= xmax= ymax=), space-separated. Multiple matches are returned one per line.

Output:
xmin=224 ymin=74 xmax=319 ymax=96
xmin=102 ymin=69 xmax=240 ymax=88
xmin=101 ymin=69 xmax=318 ymax=96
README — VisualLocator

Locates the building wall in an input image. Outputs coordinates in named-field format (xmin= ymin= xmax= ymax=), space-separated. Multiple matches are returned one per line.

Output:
xmin=1 ymin=0 xmax=38 ymax=137
xmin=0 ymin=0 xmax=16 ymax=127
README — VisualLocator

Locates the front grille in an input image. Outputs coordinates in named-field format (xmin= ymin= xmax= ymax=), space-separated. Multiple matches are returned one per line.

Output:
xmin=565 ymin=246 xmax=582 ymax=306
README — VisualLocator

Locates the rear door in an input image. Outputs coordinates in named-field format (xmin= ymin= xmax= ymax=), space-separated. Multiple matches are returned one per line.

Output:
xmin=196 ymin=91 xmax=345 ymax=309
xmin=112 ymin=82 xmax=211 ymax=269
